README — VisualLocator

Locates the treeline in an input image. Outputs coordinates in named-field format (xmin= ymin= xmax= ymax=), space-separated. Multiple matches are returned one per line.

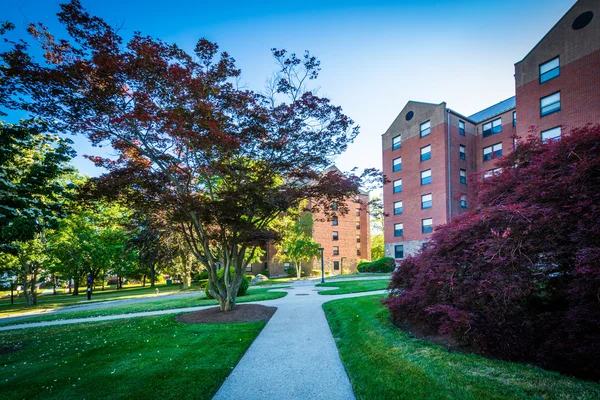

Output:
xmin=0 ymin=123 xmax=201 ymax=305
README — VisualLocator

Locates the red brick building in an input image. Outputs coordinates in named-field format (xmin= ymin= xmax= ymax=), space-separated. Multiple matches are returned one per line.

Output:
xmin=249 ymin=166 xmax=371 ymax=277
xmin=382 ymin=0 xmax=599 ymax=260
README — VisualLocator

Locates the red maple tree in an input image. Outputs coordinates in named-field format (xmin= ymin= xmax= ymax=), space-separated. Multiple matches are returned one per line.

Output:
xmin=0 ymin=1 xmax=378 ymax=310
xmin=386 ymin=125 xmax=600 ymax=380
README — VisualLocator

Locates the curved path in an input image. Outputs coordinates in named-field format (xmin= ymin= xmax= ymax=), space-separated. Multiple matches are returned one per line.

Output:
xmin=213 ymin=282 xmax=386 ymax=400
xmin=0 ymin=280 xmax=387 ymax=400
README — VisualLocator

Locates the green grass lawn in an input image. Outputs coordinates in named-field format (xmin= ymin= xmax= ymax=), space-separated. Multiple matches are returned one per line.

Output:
xmin=0 ymin=287 xmax=287 ymax=327
xmin=326 ymin=272 xmax=391 ymax=280
xmin=0 ymin=314 xmax=264 ymax=400
xmin=323 ymin=295 xmax=600 ymax=400
xmin=0 ymin=282 xmax=205 ymax=317
xmin=316 ymin=279 xmax=389 ymax=295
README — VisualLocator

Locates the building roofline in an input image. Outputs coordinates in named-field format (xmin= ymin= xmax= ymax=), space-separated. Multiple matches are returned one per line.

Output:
xmin=515 ymin=1 xmax=578 ymax=65
xmin=467 ymin=96 xmax=516 ymax=124
xmin=446 ymin=108 xmax=476 ymax=124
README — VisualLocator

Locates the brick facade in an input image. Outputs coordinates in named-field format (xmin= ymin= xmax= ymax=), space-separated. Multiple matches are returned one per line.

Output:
xmin=382 ymin=0 xmax=599 ymax=261
xmin=249 ymin=182 xmax=371 ymax=277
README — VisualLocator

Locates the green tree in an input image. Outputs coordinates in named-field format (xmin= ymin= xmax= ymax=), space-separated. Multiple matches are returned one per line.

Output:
xmin=275 ymin=209 xmax=320 ymax=279
xmin=370 ymin=233 xmax=384 ymax=260
xmin=0 ymin=122 xmax=75 ymax=305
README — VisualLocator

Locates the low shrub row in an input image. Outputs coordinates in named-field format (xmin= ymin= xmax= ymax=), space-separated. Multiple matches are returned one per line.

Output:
xmin=357 ymin=257 xmax=395 ymax=273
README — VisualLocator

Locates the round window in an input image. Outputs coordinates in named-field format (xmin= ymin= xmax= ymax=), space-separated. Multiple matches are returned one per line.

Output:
xmin=572 ymin=11 xmax=593 ymax=30
xmin=405 ymin=111 xmax=414 ymax=121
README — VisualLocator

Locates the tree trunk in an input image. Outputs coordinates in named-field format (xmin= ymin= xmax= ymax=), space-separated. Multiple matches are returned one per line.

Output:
xmin=180 ymin=253 xmax=191 ymax=290
xmin=52 ymin=275 xmax=57 ymax=295
xmin=296 ymin=260 xmax=301 ymax=280
xmin=73 ymin=278 xmax=79 ymax=296
xmin=150 ymin=264 xmax=156 ymax=288
xmin=142 ymin=274 xmax=146 ymax=287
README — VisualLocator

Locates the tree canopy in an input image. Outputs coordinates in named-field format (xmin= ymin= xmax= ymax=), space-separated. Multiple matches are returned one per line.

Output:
xmin=386 ymin=125 xmax=600 ymax=380
xmin=0 ymin=0 xmax=378 ymax=310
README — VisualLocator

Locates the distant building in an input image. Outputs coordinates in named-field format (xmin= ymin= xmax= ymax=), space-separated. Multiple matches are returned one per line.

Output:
xmin=382 ymin=0 xmax=600 ymax=261
xmin=250 ymin=166 xmax=371 ymax=277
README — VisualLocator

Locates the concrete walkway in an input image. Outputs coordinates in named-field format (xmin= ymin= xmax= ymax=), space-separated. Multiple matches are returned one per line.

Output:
xmin=213 ymin=283 xmax=387 ymax=400
xmin=0 ymin=280 xmax=387 ymax=400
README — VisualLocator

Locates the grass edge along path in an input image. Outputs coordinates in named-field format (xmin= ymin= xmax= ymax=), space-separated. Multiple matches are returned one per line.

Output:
xmin=0 ymin=287 xmax=287 ymax=327
xmin=0 ymin=282 xmax=206 ymax=317
xmin=0 ymin=314 xmax=266 ymax=400
xmin=323 ymin=294 xmax=600 ymax=400
xmin=316 ymin=279 xmax=389 ymax=295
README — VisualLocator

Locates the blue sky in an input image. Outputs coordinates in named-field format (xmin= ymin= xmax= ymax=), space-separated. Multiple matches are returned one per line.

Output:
xmin=3 ymin=0 xmax=575 ymax=178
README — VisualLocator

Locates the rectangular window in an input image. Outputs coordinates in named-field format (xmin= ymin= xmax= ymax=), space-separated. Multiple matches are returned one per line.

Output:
xmin=333 ymin=246 xmax=339 ymax=256
xmin=392 ymin=135 xmax=402 ymax=150
xmin=393 ymin=179 xmax=402 ymax=193
xmin=459 ymin=120 xmax=465 ymax=136
xmin=357 ymin=249 xmax=361 ymax=256
xmin=421 ymin=193 xmax=432 ymax=209
xmin=540 ymin=57 xmax=560 ymax=83
xmin=333 ymin=261 xmax=340 ymax=270
xmin=460 ymin=169 xmax=467 ymax=184
xmin=393 ymin=200 xmax=403 ymax=215
xmin=420 ymin=145 xmax=431 ymax=161
xmin=541 ymin=92 xmax=561 ymax=116
xmin=393 ymin=156 xmax=402 ymax=172
xmin=482 ymin=118 xmax=502 ymax=138
xmin=513 ymin=111 xmax=516 ymax=127
xmin=483 ymin=143 xmax=502 ymax=162
xmin=332 ymin=202 xmax=338 ymax=211
xmin=394 ymin=223 xmax=404 ymax=237
xmin=460 ymin=195 xmax=467 ymax=208
xmin=541 ymin=126 xmax=561 ymax=142
xmin=332 ymin=216 xmax=338 ymax=226
xmin=356 ymin=235 xmax=361 ymax=243
xmin=332 ymin=231 xmax=338 ymax=241
xmin=420 ymin=120 xmax=431 ymax=138
xmin=422 ymin=218 xmax=433 ymax=234
xmin=483 ymin=168 xmax=502 ymax=179
xmin=421 ymin=169 xmax=432 ymax=185
xmin=395 ymin=245 xmax=404 ymax=259
xmin=459 ymin=145 xmax=466 ymax=160
xmin=356 ymin=222 xmax=360 ymax=230
xmin=355 ymin=208 xmax=360 ymax=216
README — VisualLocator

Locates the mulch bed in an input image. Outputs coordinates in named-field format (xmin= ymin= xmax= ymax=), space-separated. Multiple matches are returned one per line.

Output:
xmin=175 ymin=304 xmax=277 ymax=324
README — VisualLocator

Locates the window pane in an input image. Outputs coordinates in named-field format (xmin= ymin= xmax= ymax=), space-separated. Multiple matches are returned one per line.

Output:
xmin=422 ymin=218 xmax=433 ymax=233
xmin=541 ymin=92 xmax=560 ymax=107
xmin=540 ymin=57 xmax=559 ymax=74
xmin=420 ymin=145 xmax=431 ymax=154
xmin=541 ymin=92 xmax=561 ymax=116
xmin=394 ymin=201 xmax=403 ymax=215
xmin=420 ymin=121 xmax=431 ymax=137
xmin=395 ymin=245 xmax=404 ymax=259
xmin=393 ymin=157 xmax=402 ymax=172
xmin=394 ymin=223 xmax=403 ymax=237
xmin=392 ymin=135 xmax=402 ymax=150
xmin=541 ymin=127 xmax=561 ymax=142
xmin=393 ymin=179 xmax=402 ymax=193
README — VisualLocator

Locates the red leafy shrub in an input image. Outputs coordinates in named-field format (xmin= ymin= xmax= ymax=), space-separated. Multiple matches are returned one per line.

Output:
xmin=386 ymin=125 xmax=600 ymax=380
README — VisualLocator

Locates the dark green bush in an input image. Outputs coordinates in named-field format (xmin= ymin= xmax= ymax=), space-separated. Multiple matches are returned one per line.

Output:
xmin=205 ymin=269 xmax=250 ymax=299
xmin=357 ymin=257 xmax=395 ymax=273
xmin=193 ymin=270 xmax=209 ymax=281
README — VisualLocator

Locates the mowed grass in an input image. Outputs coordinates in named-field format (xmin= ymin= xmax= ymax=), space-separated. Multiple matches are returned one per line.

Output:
xmin=326 ymin=272 xmax=391 ymax=280
xmin=323 ymin=295 xmax=600 ymax=400
xmin=0 ymin=287 xmax=287 ymax=327
xmin=0 ymin=282 xmax=205 ymax=317
xmin=316 ymin=279 xmax=389 ymax=295
xmin=0 ymin=314 xmax=264 ymax=400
